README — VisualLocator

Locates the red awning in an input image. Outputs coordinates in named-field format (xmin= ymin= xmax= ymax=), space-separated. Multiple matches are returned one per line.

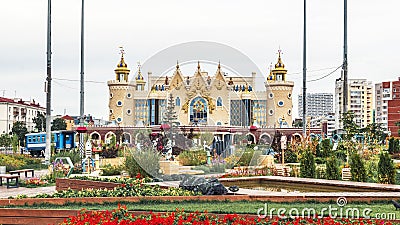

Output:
xmin=76 ymin=126 xmax=88 ymax=133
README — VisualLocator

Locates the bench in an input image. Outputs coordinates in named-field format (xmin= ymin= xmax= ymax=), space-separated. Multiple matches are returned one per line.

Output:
xmin=9 ymin=169 xmax=34 ymax=178
xmin=0 ymin=174 xmax=19 ymax=188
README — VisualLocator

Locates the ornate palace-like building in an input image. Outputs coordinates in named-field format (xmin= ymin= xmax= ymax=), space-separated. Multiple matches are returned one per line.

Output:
xmin=108 ymin=51 xmax=294 ymax=128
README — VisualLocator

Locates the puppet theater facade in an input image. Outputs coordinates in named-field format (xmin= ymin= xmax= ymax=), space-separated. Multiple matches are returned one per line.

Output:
xmin=83 ymin=51 xmax=322 ymax=149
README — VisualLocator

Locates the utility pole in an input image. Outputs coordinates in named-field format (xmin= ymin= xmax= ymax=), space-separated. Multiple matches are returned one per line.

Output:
xmin=45 ymin=0 xmax=52 ymax=164
xmin=302 ymin=0 xmax=307 ymax=137
xmin=79 ymin=0 xmax=85 ymax=160
xmin=343 ymin=0 xmax=348 ymax=114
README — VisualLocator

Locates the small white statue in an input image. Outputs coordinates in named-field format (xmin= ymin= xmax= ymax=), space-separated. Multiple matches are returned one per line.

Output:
xmin=164 ymin=139 xmax=173 ymax=160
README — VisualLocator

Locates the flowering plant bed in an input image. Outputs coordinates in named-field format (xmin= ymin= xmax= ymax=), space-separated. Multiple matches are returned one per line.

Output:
xmin=20 ymin=177 xmax=51 ymax=188
xmin=20 ymin=177 xmax=199 ymax=199
xmin=59 ymin=205 xmax=400 ymax=225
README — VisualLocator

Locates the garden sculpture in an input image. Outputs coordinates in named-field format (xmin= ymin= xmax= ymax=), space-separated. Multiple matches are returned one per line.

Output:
xmin=164 ymin=139 xmax=173 ymax=161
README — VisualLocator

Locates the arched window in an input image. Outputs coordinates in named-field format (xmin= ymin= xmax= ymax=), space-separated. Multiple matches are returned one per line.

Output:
xmin=217 ymin=97 xmax=223 ymax=107
xmin=190 ymin=97 xmax=208 ymax=125
xmin=175 ymin=97 xmax=181 ymax=106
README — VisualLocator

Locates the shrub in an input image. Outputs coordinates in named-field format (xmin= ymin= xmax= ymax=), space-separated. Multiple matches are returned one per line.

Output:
xmin=300 ymin=150 xmax=315 ymax=178
xmin=350 ymin=153 xmax=367 ymax=182
xmin=0 ymin=154 xmax=42 ymax=171
xmin=51 ymin=150 xmax=81 ymax=165
xmin=101 ymin=164 xmax=123 ymax=176
xmin=315 ymin=164 xmax=326 ymax=179
xmin=101 ymin=147 xmax=119 ymax=158
xmin=124 ymin=148 xmax=161 ymax=178
xmin=378 ymin=152 xmax=395 ymax=184
xmin=316 ymin=139 xmax=333 ymax=158
xmin=315 ymin=157 xmax=326 ymax=164
xmin=284 ymin=150 xmax=298 ymax=163
xmin=388 ymin=137 xmax=400 ymax=154
xmin=194 ymin=163 xmax=226 ymax=174
xmin=178 ymin=150 xmax=207 ymax=166
xmin=325 ymin=157 xmax=340 ymax=180
xmin=366 ymin=155 xmax=379 ymax=183
xmin=236 ymin=147 xmax=259 ymax=166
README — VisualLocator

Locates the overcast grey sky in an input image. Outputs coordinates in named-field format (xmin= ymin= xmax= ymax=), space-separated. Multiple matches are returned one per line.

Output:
xmin=1 ymin=0 xmax=399 ymax=119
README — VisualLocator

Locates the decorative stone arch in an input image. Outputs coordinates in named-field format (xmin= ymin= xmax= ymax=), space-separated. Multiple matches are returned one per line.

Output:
xmin=122 ymin=132 xmax=132 ymax=144
xmin=89 ymin=131 xmax=101 ymax=145
xmin=259 ymin=133 xmax=272 ymax=145
xmin=292 ymin=133 xmax=303 ymax=144
xmin=105 ymin=131 xmax=116 ymax=144
xmin=245 ymin=133 xmax=256 ymax=145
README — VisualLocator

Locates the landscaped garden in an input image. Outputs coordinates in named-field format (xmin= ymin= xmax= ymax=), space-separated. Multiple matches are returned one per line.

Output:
xmin=2 ymin=111 xmax=400 ymax=224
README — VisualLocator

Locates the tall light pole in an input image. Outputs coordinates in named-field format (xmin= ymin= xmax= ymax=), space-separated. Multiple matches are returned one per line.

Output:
xmin=79 ymin=0 xmax=85 ymax=160
xmin=302 ymin=0 xmax=307 ymax=137
xmin=45 ymin=0 xmax=52 ymax=164
xmin=342 ymin=0 xmax=348 ymax=114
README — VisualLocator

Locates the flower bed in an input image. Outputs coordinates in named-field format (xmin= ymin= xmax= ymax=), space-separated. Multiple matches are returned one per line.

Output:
xmin=59 ymin=205 xmax=399 ymax=225
xmin=56 ymin=176 xmax=152 ymax=191
xmin=15 ymin=177 xmax=198 ymax=199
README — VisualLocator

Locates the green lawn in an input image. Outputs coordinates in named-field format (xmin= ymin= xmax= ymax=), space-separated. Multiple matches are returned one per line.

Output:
xmin=3 ymin=200 xmax=399 ymax=219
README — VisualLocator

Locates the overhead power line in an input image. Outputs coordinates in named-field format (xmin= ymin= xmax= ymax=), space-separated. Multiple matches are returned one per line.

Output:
xmin=307 ymin=65 xmax=342 ymax=82
xmin=53 ymin=77 xmax=105 ymax=84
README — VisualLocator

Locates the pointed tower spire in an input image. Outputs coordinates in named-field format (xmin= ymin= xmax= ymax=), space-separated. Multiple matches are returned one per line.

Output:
xmin=275 ymin=49 xmax=285 ymax=68
xmin=176 ymin=60 xmax=179 ymax=69
xmin=117 ymin=46 xmax=127 ymax=68
xmin=197 ymin=61 xmax=201 ymax=70
xmin=114 ymin=47 xmax=130 ymax=81
xmin=218 ymin=60 xmax=221 ymax=69
xmin=136 ymin=61 xmax=144 ymax=80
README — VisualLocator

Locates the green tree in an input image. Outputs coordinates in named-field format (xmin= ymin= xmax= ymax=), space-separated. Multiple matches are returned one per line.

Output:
xmin=325 ymin=157 xmax=340 ymax=180
xmin=378 ymin=152 xmax=395 ymax=184
xmin=11 ymin=121 xmax=28 ymax=147
xmin=361 ymin=122 xmax=385 ymax=144
xmin=341 ymin=111 xmax=360 ymax=141
xmin=11 ymin=134 xmax=19 ymax=154
xmin=349 ymin=153 xmax=367 ymax=182
xmin=388 ymin=137 xmax=400 ymax=154
xmin=162 ymin=94 xmax=179 ymax=141
xmin=300 ymin=150 xmax=316 ymax=178
xmin=316 ymin=139 xmax=333 ymax=158
xmin=51 ymin=118 xmax=67 ymax=131
xmin=33 ymin=112 xmax=46 ymax=132
xmin=0 ymin=133 xmax=12 ymax=148
xmin=163 ymin=94 xmax=178 ymax=126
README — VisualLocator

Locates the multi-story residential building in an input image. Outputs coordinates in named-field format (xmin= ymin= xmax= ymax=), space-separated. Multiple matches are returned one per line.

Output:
xmin=375 ymin=78 xmax=400 ymax=137
xmin=335 ymin=78 xmax=373 ymax=130
xmin=309 ymin=112 xmax=336 ymax=137
xmin=298 ymin=93 xmax=334 ymax=118
xmin=108 ymin=50 xmax=294 ymax=128
xmin=0 ymin=97 xmax=45 ymax=134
